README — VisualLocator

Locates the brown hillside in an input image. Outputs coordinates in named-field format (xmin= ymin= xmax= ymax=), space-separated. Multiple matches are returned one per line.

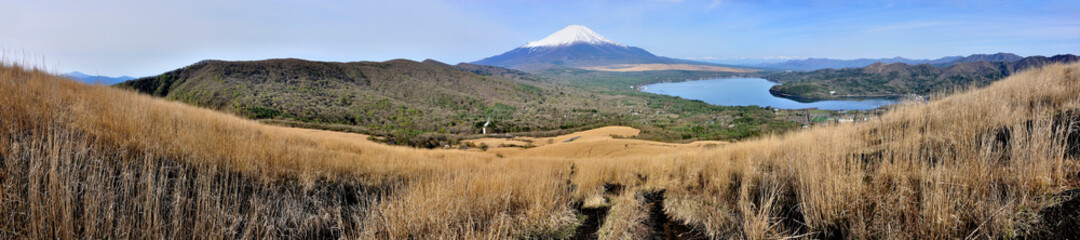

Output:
xmin=2 ymin=63 xmax=1079 ymax=238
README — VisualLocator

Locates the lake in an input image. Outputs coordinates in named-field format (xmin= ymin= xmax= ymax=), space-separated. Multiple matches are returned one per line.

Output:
xmin=641 ymin=78 xmax=898 ymax=110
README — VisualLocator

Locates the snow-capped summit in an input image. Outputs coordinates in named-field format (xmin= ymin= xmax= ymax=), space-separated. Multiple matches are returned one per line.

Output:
xmin=474 ymin=25 xmax=716 ymax=72
xmin=522 ymin=25 xmax=625 ymax=48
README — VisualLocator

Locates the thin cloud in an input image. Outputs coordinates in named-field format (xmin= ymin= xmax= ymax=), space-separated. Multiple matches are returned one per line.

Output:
xmin=707 ymin=0 xmax=723 ymax=10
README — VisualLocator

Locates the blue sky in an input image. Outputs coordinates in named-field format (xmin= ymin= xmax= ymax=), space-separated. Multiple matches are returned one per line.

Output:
xmin=2 ymin=0 xmax=1077 ymax=77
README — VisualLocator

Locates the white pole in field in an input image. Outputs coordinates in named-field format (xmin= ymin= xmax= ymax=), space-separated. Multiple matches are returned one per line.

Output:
xmin=483 ymin=118 xmax=491 ymax=135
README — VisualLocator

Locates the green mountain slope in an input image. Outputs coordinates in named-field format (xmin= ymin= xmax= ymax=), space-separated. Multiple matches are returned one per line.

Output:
xmin=119 ymin=58 xmax=799 ymax=147
xmin=766 ymin=54 xmax=1079 ymax=100
xmin=119 ymin=58 xmax=616 ymax=146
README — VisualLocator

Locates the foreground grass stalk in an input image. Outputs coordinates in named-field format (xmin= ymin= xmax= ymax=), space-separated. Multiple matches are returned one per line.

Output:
xmin=1 ymin=63 xmax=1078 ymax=238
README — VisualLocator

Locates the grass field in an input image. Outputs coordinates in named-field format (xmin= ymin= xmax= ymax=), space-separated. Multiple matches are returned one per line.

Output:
xmin=1 ymin=62 xmax=1078 ymax=238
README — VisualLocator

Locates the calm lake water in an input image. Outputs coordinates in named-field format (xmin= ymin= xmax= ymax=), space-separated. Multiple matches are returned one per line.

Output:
xmin=642 ymin=78 xmax=898 ymax=110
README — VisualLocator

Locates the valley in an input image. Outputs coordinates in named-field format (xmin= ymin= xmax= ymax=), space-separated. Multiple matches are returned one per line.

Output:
xmin=117 ymin=58 xmax=801 ymax=148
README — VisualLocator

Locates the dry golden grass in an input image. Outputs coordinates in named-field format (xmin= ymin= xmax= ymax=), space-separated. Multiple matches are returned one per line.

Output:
xmin=0 ymin=65 xmax=574 ymax=239
xmin=597 ymin=190 xmax=652 ymax=240
xmin=1 ymin=62 xmax=1079 ymax=239
xmin=465 ymin=126 xmax=726 ymax=159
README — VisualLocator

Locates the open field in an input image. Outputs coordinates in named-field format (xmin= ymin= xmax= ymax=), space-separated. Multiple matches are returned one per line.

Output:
xmin=463 ymin=126 xmax=726 ymax=158
xmin=2 ymin=63 xmax=1079 ymax=238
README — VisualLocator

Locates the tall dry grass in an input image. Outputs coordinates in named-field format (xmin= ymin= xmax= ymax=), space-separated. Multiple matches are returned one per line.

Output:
xmin=589 ymin=63 xmax=1080 ymax=239
xmin=0 ymin=65 xmax=575 ymax=239
xmin=597 ymin=190 xmax=653 ymax=240
xmin=0 ymin=62 xmax=1078 ymax=239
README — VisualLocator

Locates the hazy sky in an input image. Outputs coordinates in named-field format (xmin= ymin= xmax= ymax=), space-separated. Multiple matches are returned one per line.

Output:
xmin=3 ymin=0 xmax=1078 ymax=77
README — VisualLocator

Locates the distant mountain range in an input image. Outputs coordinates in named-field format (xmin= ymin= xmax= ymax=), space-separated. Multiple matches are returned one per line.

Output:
xmin=474 ymin=25 xmax=749 ymax=73
xmin=758 ymin=53 xmax=1025 ymax=71
xmin=766 ymin=54 xmax=1079 ymax=100
xmin=475 ymin=26 xmax=1034 ymax=75
xmin=63 ymin=71 xmax=135 ymax=85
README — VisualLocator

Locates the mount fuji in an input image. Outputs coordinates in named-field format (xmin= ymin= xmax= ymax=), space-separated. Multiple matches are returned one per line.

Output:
xmin=474 ymin=25 xmax=747 ymax=72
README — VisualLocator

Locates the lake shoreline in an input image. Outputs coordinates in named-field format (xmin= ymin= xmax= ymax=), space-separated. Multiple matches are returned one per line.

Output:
xmin=640 ymin=77 xmax=898 ymax=110
xmin=767 ymin=88 xmax=905 ymax=103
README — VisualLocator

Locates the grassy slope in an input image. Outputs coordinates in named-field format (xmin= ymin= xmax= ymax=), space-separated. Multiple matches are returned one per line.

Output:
xmin=0 ymin=65 xmax=576 ymax=238
xmin=767 ymin=54 xmax=1079 ymax=100
xmin=117 ymin=58 xmax=798 ymax=146
xmin=118 ymin=58 xmax=596 ymax=147
xmin=3 ymin=63 xmax=1079 ymax=238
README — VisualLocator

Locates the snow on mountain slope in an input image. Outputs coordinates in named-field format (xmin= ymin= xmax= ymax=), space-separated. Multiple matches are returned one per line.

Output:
xmin=474 ymin=25 xmax=745 ymax=72
xmin=522 ymin=25 xmax=625 ymax=48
